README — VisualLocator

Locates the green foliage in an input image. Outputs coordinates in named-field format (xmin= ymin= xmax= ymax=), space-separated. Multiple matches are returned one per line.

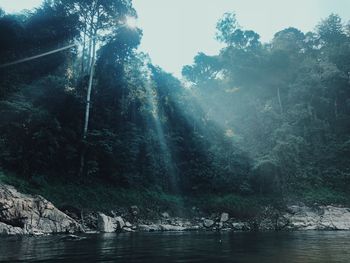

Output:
xmin=182 ymin=12 xmax=350 ymax=204
xmin=216 ymin=12 xmax=240 ymax=44
xmin=0 ymin=2 xmax=80 ymax=97
xmin=295 ymin=187 xmax=350 ymax=206
xmin=216 ymin=12 xmax=261 ymax=50
xmin=317 ymin=14 xmax=347 ymax=45
xmin=0 ymin=169 xmax=184 ymax=212
xmin=251 ymin=159 xmax=282 ymax=195
xmin=1 ymin=5 xmax=350 ymax=213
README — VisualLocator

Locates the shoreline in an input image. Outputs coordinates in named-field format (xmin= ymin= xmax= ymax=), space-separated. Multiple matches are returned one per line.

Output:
xmin=2 ymin=183 xmax=350 ymax=236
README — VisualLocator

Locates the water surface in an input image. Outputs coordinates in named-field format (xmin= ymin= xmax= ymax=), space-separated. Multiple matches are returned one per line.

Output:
xmin=1 ymin=231 xmax=350 ymax=262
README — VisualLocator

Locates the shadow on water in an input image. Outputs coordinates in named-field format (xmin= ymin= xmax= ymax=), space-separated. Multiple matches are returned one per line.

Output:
xmin=1 ymin=231 xmax=350 ymax=262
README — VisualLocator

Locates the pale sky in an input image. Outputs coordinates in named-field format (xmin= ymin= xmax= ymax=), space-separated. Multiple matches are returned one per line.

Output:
xmin=1 ymin=0 xmax=350 ymax=77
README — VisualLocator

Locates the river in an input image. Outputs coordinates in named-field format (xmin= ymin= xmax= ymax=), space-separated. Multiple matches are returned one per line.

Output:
xmin=1 ymin=231 xmax=350 ymax=262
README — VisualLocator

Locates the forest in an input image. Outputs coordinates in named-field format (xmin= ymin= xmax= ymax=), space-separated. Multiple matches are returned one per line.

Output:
xmin=0 ymin=0 xmax=350 ymax=217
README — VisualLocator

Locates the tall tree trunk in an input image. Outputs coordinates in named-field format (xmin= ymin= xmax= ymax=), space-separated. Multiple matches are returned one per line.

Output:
xmin=87 ymin=13 xmax=94 ymax=72
xmin=81 ymin=28 xmax=87 ymax=75
xmin=87 ymin=33 xmax=93 ymax=72
xmin=83 ymin=36 xmax=96 ymax=139
xmin=79 ymin=35 xmax=96 ymax=177
xmin=87 ymin=1 xmax=97 ymax=72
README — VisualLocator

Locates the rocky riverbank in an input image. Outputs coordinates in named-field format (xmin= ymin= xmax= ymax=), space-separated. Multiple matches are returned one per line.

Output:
xmin=2 ymin=183 xmax=350 ymax=235
xmin=0 ymin=184 xmax=82 ymax=235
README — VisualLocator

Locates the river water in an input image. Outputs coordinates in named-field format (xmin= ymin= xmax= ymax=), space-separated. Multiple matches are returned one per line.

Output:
xmin=1 ymin=231 xmax=350 ymax=262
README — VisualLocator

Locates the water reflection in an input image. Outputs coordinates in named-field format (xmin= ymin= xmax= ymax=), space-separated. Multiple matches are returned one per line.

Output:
xmin=1 ymin=231 xmax=350 ymax=262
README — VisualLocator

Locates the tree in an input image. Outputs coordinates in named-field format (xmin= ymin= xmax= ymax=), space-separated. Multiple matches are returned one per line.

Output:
xmin=63 ymin=0 xmax=137 ymax=139
xmin=216 ymin=12 xmax=261 ymax=50
xmin=272 ymin=27 xmax=305 ymax=52
xmin=216 ymin=12 xmax=240 ymax=45
xmin=182 ymin=53 xmax=221 ymax=84
xmin=317 ymin=14 xmax=347 ymax=46
xmin=0 ymin=2 xmax=79 ymax=97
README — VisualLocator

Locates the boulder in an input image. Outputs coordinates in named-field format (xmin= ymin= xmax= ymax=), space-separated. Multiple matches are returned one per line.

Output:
xmin=0 ymin=184 xmax=82 ymax=235
xmin=97 ymin=213 xmax=125 ymax=232
xmin=231 ymin=222 xmax=248 ymax=231
xmin=217 ymin=222 xmax=223 ymax=229
xmin=203 ymin=219 xmax=215 ymax=228
xmin=125 ymin=221 xmax=132 ymax=228
xmin=220 ymin=212 xmax=229 ymax=222
xmin=161 ymin=212 xmax=170 ymax=218
xmin=97 ymin=213 xmax=116 ymax=232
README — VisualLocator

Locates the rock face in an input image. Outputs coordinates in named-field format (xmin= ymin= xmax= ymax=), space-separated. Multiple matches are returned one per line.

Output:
xmin=0 ymin=184 xmax=82 ymax=235
xmin=281 ymin=205 xmax=350 ymax=230
xmin=319 ymin=206 xmax=350 ymax=230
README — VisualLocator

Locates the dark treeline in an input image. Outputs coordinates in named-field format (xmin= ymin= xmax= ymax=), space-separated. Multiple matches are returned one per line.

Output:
xmin=0 ymin=1 xmax=350 ymax=211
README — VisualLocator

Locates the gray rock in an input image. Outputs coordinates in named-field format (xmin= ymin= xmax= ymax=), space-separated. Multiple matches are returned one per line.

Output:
xmin=138 ymin=224 xmax=162 ymax=232
xmin=97 ymin=213 xmax=116 ymax=232
xmin=220 ymin=212 xmax=229 ymax=222
xmin=319 ymin=206 xmax=350 ymax=230
xmin=161 ymin=212 xmax=170 ymax=218
xmin=0 ymin=222 xmax=24 ymax=235
xmin=231 ymin=222 xmax=247 ymax=231
xmin=0 ymin=184 xmax=82 ymax=235
xmin=283 ymin=205 xmax=350 ymax=230
xmin=97 ymin=213 xmax=125 ymax=232
xmin=203 ymin=219 xmax=215 ymax=228
xmin=125 ymin=221 xmax=132 ymax=228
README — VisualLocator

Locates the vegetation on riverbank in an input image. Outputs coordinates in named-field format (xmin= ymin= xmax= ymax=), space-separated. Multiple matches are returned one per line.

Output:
xmin=0 ymin=1 xmax=350 ymax=218
xmin=2 ymin=170 xmax=350 ymax=222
